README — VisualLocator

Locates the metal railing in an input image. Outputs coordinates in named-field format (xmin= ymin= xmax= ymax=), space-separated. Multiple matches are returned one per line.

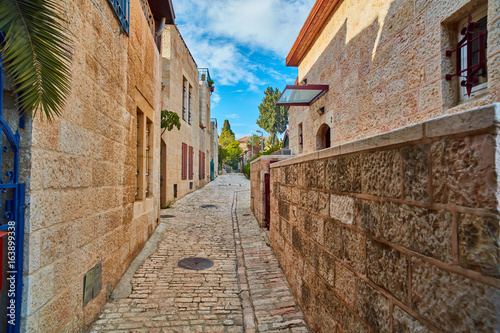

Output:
xmin=198 ymin=68 xmax=212 ymax=86
xmin=107 ymin=0 xmax=130 ymax=35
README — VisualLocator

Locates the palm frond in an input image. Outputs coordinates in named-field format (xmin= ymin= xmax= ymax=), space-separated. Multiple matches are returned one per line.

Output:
xmin=0 ymin=0 xmax=72 ymax=121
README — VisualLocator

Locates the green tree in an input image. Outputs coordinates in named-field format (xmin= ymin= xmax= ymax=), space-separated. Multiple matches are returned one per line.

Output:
xmin=247 ymin=134 xmax=261 ymax=149
xmin=161 ymin=110 xmax=181 ymax=135
xmin=256 ymin=87 xmax=288 ymax=144
xmin=219 ymin=119 xmax=235 ymax=148
xmin=224 ymin=141 xmax=242 ymax=169
xmin=0 ymin=0 xmax=72 ymax=120
xmin=221 ymin=119 xmax=234 ymax=136
xmin=218 ymin=119 xmax=242 ymax=169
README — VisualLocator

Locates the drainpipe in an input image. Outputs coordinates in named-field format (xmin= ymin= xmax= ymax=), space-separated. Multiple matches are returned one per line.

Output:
xmin=155 ymin=17 xmax=166 ymax=36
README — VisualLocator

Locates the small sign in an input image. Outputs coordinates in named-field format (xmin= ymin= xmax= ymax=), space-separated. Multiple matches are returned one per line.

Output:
xmin=83 ymin=263 xmax=102 ymax=306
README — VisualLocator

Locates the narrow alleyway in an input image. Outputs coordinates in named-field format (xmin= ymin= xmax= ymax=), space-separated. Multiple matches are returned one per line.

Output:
xmin=90 ymin=174 xmax=309 ymax=333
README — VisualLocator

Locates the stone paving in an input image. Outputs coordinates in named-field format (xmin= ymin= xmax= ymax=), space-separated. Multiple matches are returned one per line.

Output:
xmin=90 ymin=174 xmax=309 ymax=333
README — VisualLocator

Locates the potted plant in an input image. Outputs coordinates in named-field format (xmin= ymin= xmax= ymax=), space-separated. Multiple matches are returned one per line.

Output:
xmin=208 ymin=79 xmax=214 ymax=87
xmin=210 ymin=86 xmax=215 ymax=92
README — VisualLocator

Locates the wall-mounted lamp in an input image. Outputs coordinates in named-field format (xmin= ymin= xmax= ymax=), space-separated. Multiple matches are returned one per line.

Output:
xmin=317 ymin=107 xmax=325 ymax=115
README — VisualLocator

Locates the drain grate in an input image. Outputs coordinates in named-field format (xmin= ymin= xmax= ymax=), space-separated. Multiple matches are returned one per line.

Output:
xmin=178 ymin=257 xmax=214 ymax=270
xmin=161 ymin=215 xmax=175 ymax=218
xmin=243 ymin=214 xmax=250 ymax=216
xmin=201 ymin=204 xmax=218 ymax=208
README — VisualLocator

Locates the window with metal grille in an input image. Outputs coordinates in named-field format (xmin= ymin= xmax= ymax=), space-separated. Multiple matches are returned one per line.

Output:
xmin=107 ymin=0 xmax=130 ymax=35
xmin=298 ymin=122 xmax=303 ymax=153
xmin=446 ymin=6 xmax=488 ymax=101
xmin=182 ymin=78 xmax=187 ymax=121
xmin=188 ymin=90 xmax=192 ymax=125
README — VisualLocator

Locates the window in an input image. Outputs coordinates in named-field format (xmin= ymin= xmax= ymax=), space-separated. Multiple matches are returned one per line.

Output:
xmin=182 ymin=78 xmax=193 ymax=124
xmin=107 ymin=0 xmax=130 ymax=35
xmin=298 ymin=122 xmax=303 ymax=153
xmin=136 ymin=109 xmax=153 ymax=200
xmin=146 ymin=118 xmax=153 ymax=195
xmin=446 ymin=6 xmax=488 ymax=101
xmin=181 ymin=143 xmax=187 ymax=180
xmin=188 ymin=86 xmax=193 ymax=125
xmin=316 ymin=124 xmax=331 ymax=150
xmin=182 ymin=78 xmax=187 ymax=121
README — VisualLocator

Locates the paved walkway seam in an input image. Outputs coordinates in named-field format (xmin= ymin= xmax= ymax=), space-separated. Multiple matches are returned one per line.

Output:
xmin=232 ymin=190 xmax=259 ymax=333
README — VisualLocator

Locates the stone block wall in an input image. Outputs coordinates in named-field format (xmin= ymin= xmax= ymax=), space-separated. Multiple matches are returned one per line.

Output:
xmin=19 ymin=0 xmax=162 ymax=330
xmin=270 ymin=104 xmax=500 ymax=332
xmin=160 ymin=25 xmax=211 ymax=205
xmin=250 ymin=156 xmax=291 ymax=228
xmin=289 ymin=0 xmax=500 ymax=154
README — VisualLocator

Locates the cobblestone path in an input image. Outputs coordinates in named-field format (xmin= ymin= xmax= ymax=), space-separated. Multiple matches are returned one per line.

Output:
xmin=90 ymin=174 xmax=309 ymax=333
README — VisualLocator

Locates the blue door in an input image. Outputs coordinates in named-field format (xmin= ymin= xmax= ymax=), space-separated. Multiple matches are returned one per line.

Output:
xmin=0 ymin=34 xmax=27 ymax=333
xmin=210 ymin=159 xmax=214 ymax=181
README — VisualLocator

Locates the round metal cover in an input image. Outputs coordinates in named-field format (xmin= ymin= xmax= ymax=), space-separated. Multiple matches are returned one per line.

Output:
xmin=178 ymin=257 xmax=214 ymax=270
xmin=161 ymin=214 xmax=175 ymax=218
xmin=201 ymin=204 xmax=217 ymax=208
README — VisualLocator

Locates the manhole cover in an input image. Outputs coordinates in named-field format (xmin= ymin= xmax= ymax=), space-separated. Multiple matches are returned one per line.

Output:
xmin=161 ymin=215 xmax=175 ymax=218
xmin=201 ymin=205 xmax=218 ymax=208
xmin=178 ymin=258 xmax=214 ymax=270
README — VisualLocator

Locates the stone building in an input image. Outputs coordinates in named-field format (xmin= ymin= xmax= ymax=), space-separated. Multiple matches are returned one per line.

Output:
xmin=0 ymin=0 xmax=179 ymax=331
xmin=209 ymin=118 xmax=219 ymax=180
xmin=159 ymin=25 xmax=213 ymax=207
xmin=253 ymin=0 xmax=500 ymax=331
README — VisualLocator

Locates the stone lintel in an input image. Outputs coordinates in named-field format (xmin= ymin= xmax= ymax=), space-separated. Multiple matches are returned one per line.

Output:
xmin=249 ymin=154 xmax=293 ymax=166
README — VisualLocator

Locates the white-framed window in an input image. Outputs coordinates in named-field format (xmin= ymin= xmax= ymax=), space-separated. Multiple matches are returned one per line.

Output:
xmin=458 ymin=5 xmax=488 ymax=102
xmin=136 ymin=109 xmax=153 ymax=200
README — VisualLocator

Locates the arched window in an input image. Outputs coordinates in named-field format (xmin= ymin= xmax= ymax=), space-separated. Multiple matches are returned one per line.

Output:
xmin=316 ymin=124 xmax=331 ymax=150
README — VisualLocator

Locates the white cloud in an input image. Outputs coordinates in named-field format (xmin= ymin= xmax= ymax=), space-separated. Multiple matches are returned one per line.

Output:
xmin=225 ymin=114 xmax=240 ymax=119
xmin=172 ymin=0 xmax=315 ymax=89
xmin=211 ymin=91 xmax=221 ymax=108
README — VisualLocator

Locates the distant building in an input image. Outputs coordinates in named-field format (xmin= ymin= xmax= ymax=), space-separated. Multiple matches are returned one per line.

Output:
xmin=0 ymin=0 xmax=176 ymax=330
xmin=160 ymin=25 xmax=214 ymax=206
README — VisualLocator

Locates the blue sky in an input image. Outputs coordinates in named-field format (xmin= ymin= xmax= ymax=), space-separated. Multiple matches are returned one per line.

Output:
xmin=171 ymin=0 xmax=315 ymax=139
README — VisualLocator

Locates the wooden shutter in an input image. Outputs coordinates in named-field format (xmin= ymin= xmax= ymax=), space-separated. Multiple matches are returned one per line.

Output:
xmin=189 ymin=146 xmax=194 ymax=180
xmin=199 ymin=150 xmax=202 ymax=180
xmin=202 ymin=152 xmax=205 ymax=179
xmin=181 ymin=143 xmax=187 ymax=180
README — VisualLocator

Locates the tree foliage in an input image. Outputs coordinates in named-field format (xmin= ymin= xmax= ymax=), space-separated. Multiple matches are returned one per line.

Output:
xmin=256 ymin=87 xmax=288 ymax=143
xmin=0 ymin=0 xmax=72 ymax=120
xmin=246 ymin=134 xmax=261 ymax=148
xmin=221 ymin=119 xmax=234 ymax=136
xmin=218 ymin=119 xmax=242 ymax=169
xmin=219 ymin=119 xmax=236 ymax=148
xmin=161 ymin=110 xmax=181 ymax=135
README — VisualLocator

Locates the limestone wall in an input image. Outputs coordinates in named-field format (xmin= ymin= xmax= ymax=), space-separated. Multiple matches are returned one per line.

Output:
xmin=209 ymin=120 xmax=219 ymax=179
xmin=250 ymin=156 xmax=291 ymax=229
xmin=289 ymin=0 xmax=500 ymax=154
xmin=161 ymin=25 xmax=211 ymax=205
xmin=21 ymin=0 xmax=162 ymax=330
xmin=270 ymin=104 xmax=500 ymax=332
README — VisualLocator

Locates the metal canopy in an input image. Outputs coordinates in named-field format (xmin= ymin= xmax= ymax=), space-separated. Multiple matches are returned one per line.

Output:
xmin=276 ymin=85 xmax=329 ymax=106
